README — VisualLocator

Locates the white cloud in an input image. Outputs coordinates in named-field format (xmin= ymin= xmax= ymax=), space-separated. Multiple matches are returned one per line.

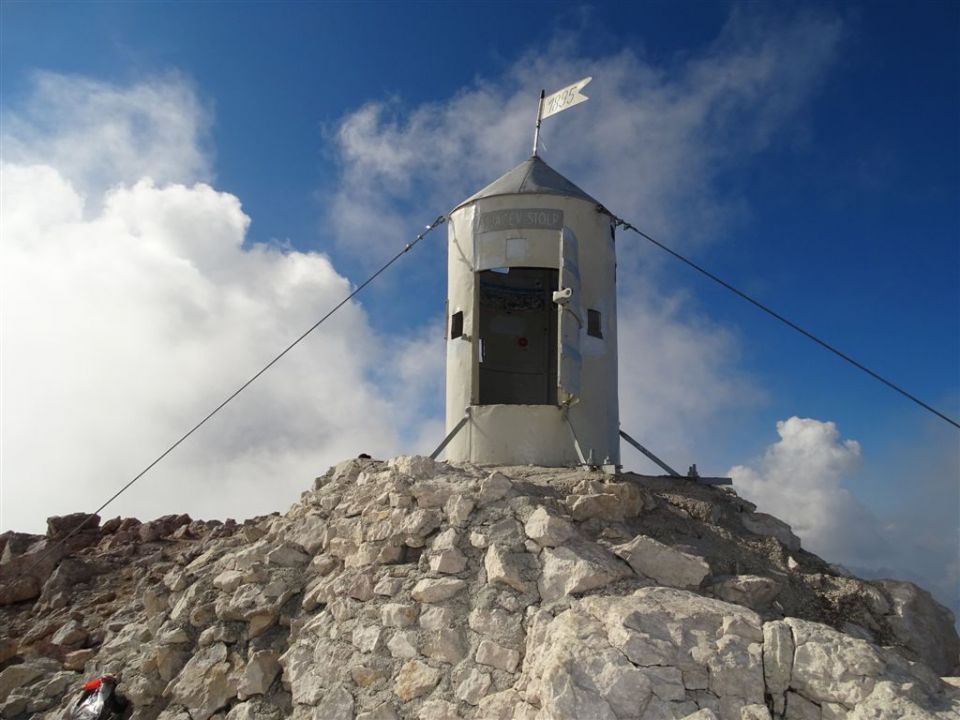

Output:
xmin=326 ymin=11 xmax=842 ymax=262
xmin=616 ymin=285 xmax=757 ymax=470
xmin=0 ymin=77 xmax=435 ymax=532
xmin=729 ymin=417 xmax=888 ymax=563
xmin=2 ymin=72 xmax=212 ymax=203
xmin=730 ymin=417 xmax=959 ymax=615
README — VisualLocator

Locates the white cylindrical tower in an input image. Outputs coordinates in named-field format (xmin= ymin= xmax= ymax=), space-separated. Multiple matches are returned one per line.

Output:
xmin=444 ymin=156 xmax=619 ymax=466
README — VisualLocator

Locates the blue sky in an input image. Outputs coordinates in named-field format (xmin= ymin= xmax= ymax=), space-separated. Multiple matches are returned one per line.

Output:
xmin=2 ymin=2 xmax=957 ymax=611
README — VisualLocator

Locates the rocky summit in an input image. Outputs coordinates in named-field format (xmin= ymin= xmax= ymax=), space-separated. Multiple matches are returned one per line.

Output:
xmin=1 ymin=456 xmax=958 ymax=720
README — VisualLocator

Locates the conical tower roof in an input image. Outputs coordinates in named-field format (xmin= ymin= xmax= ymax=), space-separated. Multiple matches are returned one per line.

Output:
xmin=453 ymin=155 xmax=600 ymax=212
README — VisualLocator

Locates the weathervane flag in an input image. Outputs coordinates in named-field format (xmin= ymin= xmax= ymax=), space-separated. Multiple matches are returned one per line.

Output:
xmin=540 ymin=76 xmax=592 ymax=120
xmin=533 ymin=76 xmax=592 ymax=155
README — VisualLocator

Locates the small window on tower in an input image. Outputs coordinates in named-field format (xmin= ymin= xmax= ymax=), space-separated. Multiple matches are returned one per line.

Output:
xmin=450 ymin=311 xmax=464 ymax=339
xmin=587 ymin=309 xmax=603 ymax=338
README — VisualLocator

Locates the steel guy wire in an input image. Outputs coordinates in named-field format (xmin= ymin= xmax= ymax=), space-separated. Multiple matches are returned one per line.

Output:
xmin=611 ymin=215 xmax=960 ymax=430
xmin=26 ymin=215 xmax=447 ymax=572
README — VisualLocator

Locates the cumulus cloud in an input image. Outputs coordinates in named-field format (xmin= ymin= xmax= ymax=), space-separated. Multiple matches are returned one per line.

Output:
xmin=730 ymin=417 xmax=959 ymax=615
xmin=729 ymin=417 xmax=887 ymax=562
xmin=0 ymin=77 xmax=434 ymax=532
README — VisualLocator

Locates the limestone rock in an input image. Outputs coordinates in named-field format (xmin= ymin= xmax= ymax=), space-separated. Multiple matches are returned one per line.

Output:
xmin=394 ymin=660 xmax=441 ymax=701
xmin=468 ymin=605 xmax=522 ymax=645
xmin=546 ymin=587 xmax=766 ymax=718
xmin=350 ymin=664 xmax=383 ymax=688
xmin=401 ymin=509 xmax=443 ymax=542
xmin=155 ymin=706 xmax=193 ymax=720
xmin=139 ymin=513 xmax=191 ymax=542
xmin=740 ymin=512 xmax=801 ymax=551
xmin=443 ymin=494 xmax=474 ymax=527
xmin=428 ymin=548 xmax=467 ymax=574
xmin=411 ymin=577 xmax=465 ymax=603
xmin=381 ymin=603 xmax=418 ymax=627
xmin=0 ymin=663 xmax=46 ymax=703
xmin=154 ymin=645 xmax=190 ymax=681
xmin=484 ymin=516 xmax=526 ymax=548
xmin=320 ymin=685 xmax=355 ymax=720
xmin=352 ymin=624 xmax=385 ymax=653
xmin=389 ymin=455 xmax=438 ymax=479
xmin=785 ymin=617 xmax=884 ymax=707
xmin=712 ymin=575 xmax=782 ymax=610
xmin=741 ymin=705 xmax=773 ymax=720
xmin=167 ymin=566 xmax=196 ymax=593
xmin=430 ymin=527 xmax=458 ymax=550
xmin=455 ymin=667 xmax=492 ymax=705
xmin=849 ymin=679 xmax=960 ymax=719
xmin=266 ymin=543 xmax=310 ymax=567
xmin=763 ymin=620 xmax=794 ymax=715
xmin=214 ymin=569 xmax=255 ymax=593
xmin=357 ymin=702 xmax=400 ymax=720
xmin=785 ymin=690 xmax=820 ymax=720
xmin=605 ymin=480 xmax=650 ymax=517
xmin=478 ymin=689 xmax=527 ymax=719
xmin=875 ymin=579 xmax=960 ymax=675
xmin=422 ymin=628 xmax=466 ymax=664
xmin=280 ymin=633 xmax=352 ymax=705
xmin=51 ymin=618 xmax=87 ymax=647
xmin=64 ymin=648 xmax=96 ymax=671
xmin=143 ymin=585 xmax=170 ymax=616
xmin=478 ymin=471 xmax=513 ymax=504
xmin=475 ymin=638 xmax=520 ymax=672
xmin=237 ymin=650 xmax=280 ymax=699
xmin=525 ymin=604 xmax=651 ymax=720
xmin=199 ymin=623 xmax=239 ymax=646
xmin=420 ymin=606 xmax=455 ymax=630
xmin=158 ymin=614 xmax=191 ymax=643
xmin=215 ymin=577 xmax=298 ymax=623
xmin=645 ymin=664 xmax=686 ymax=700
xmin=417 ymin=699 xmax=459 ymax=719
xmin=567 ymin=492 xmax=623 ymax=521
xmin=387 ymin=630 xmax=418 ymax=659
xmin=47 ymin=512 xmax=100 ymax=538
xmin=166 ymin=642 xmax=240 ymax=720
xmin=485 ymin=543 xmax=536 ymax=594
xmin=539 ymin=541 xmax=631 ymax=603
xmin=613 ymin=534 xmax=711 ymax=588
xmin=374 ymin=576 xmax=403 ymax=597
xmin=225 ymin=699 xmax=283 ymax=720
xmin=523 ymin=506 xmax=575 ymax=547
xmin=680 ymin=711 xmax=719 ymax=720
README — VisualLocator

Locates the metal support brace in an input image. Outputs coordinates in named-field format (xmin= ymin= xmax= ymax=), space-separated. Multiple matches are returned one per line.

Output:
xmin=619 ymin=430 xmax=681 ymax=477
xmin=563 ymin=410 xmax=589 ymax=467
xmin=430 ymin=409 xmax=470 ymax=461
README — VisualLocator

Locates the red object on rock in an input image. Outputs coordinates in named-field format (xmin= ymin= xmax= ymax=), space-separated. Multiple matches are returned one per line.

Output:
xmin=82 ymin=679 xmax=102 ymax=693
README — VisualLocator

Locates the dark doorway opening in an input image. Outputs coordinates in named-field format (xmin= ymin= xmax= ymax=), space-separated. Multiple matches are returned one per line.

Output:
xmin=477 ymin=267 xmax=558 ymax=405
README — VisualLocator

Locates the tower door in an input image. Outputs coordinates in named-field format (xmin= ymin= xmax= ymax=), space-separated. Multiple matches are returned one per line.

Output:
xmin=556 ymin=227 xmax=583 ymax=404
xmin=477 ymin=267 xmax=558 ymax=405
